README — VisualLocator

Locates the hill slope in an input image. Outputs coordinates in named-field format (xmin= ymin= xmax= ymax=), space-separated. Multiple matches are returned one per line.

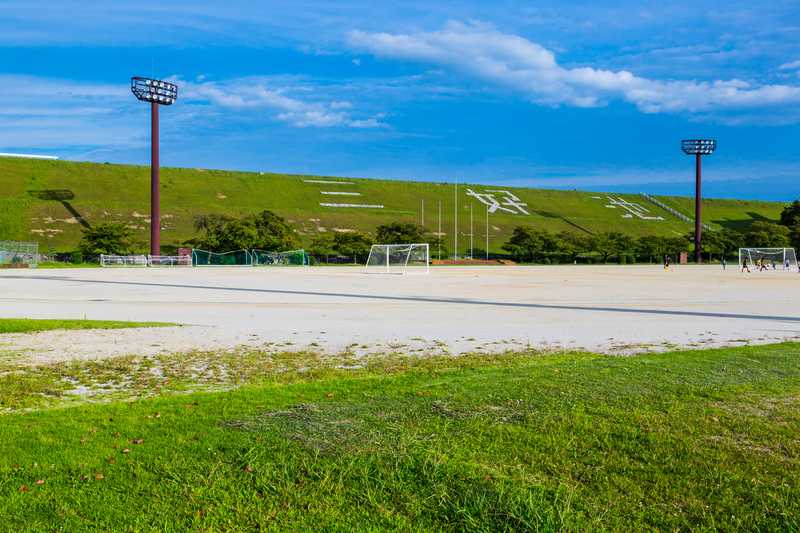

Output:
xmin=0 ymin=157 xmax=785 ymax=253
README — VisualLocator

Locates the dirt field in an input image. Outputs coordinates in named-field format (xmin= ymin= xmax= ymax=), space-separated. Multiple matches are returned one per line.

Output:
xmin=1 ymin=264 xmax=798 ymax=364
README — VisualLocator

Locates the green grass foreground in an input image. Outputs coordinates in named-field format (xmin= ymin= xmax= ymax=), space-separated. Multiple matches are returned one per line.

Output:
xmin=1 ymin=344 xmax=799 ymax=530
xmin=36 ymin=262 xmax=101 ymax=269
xmin=0 ymin=318 xmax=176 ymax=334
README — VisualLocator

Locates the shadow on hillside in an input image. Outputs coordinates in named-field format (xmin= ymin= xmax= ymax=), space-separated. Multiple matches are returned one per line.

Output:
xmin=711 ymin=212 xmax=777 ymax=232
xmin=532 ymin=210 xmax=594 ymax=234
xmin=27 ymin=189 xmax=91 ymax=229
xmin=746 ymin=212 xmax=774 ymax=223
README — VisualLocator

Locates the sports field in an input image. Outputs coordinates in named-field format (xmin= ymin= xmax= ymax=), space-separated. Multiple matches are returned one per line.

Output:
xmin=1 ymin=264 xmax=797 ymax=365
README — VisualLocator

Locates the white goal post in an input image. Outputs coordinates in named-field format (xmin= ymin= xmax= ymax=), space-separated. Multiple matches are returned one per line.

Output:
xmin=366 ymin=243 xmax=429 ymax=275
xmin=100 ymin=254 xmax=148 ymax=267
xmin=147 ymin=255 xmax=193 ymax=267
xmin=738 ymin=248 xmax=798 ymax=271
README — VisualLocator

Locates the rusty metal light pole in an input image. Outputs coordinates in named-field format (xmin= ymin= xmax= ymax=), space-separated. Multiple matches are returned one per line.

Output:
xmin=681 ymin=139 xmax=716 ymax=264
xmin=131 ymin=77 xmax=178 ymax=256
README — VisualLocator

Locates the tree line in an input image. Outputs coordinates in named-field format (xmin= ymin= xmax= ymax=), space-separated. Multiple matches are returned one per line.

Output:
xmin=500 ymin=222 xmax=793 ymax=264
xmin=76 ymin=201 xmax=800 ymax=264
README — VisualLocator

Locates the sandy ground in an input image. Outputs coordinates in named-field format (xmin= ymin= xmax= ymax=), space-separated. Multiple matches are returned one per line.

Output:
xmin=0 ymin=264 xmax=799 ymax=365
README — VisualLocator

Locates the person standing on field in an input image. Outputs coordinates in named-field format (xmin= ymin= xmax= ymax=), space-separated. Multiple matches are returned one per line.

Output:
xmin=664 ymin=255 xmax=671 ymax=270
xmin=721 ymin=257 xmax=727 ymax=271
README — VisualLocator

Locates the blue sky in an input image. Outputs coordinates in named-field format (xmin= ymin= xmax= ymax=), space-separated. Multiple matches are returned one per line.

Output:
xmin=1 ymin=1 xmax=799 ymax=200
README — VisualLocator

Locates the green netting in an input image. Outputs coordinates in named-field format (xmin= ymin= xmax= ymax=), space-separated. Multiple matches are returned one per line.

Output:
xmin=0 ymin=240 xmax=38 ymax=268
xmin=252 ymin=249 xmax=309 ymax=266
xmin=191 ymin=249 xmax=253 ymax=266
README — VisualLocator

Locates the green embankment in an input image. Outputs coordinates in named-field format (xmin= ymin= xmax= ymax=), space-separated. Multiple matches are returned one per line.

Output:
xmin=0 ymin=156 xmax=784 ymax=252
xmin=0 ymin=343 xmax=798 ymax=530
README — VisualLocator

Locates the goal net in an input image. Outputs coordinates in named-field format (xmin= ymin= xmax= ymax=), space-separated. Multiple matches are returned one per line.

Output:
xmin=366 ymin=243 xmax=429 ymax=274
xmin=739 ymin=248 xmax=798 ymax=271
xmin=191 ymin=249 xmax=253 ymax=266
xmin=100 ymin=254 xmax=148 ymax=267
xmin=252 ymin=249 xmax=309 ymax=266
xmin=0 ymin=240 xmax=38 ymax=268
xmin=148 ymin=255 xmax=193 ymax=267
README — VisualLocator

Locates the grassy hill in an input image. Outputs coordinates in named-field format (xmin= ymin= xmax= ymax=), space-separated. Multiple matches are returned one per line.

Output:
xmin=0 ymin=156 xmax=786 ymax=253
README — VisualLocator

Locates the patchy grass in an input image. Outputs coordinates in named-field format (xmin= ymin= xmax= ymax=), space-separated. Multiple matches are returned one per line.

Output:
xmin=0 ymin=343 xmax=799 ymax=530
xmin=36 ymin=262 xmax=101 ymax=269
xmin=0 ymin=318 xmax=176 ymax=334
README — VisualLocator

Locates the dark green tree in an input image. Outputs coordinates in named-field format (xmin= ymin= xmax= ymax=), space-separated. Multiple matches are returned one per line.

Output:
xmin=693 ymin=228 xmax=744 ymax=261
xmin=502 ymin=226 xmax=544 ymax=262
xmin=221 ymin=219 xmax=260 ymax=250
xmin=635 ymin=235 xmax=669 ymax=263
xmin=375 ymin=222 xmax=426 ymax=244
xmin=779 ymin=200 xmax=800 ymax=227
xmin=308 ymin=234 xmax=336 ymax=263
xmin=252 ymin=210 xmax=298 ymax=251
xmin=594 ymin=232 xmax=634 ymax=263
xmin=554 ymin=231 xmax=594 ymax=262
xmin=790 ymin=226 xmax=800 ymax=251
xmin=190 ymin=214 xmax=236 ymax=250
xmin=79 ymin=223 xmax=135 ymax=257
xmin=427 ymin=237 xmax=450 ymax=261
xmin=334 ymin=232 xmax=373 ymax=263
xmin=779 ymin=200 xmax=800 ymax=250
xmin=190 ymin=210 xmax=296 ymax=252
xmin=503 ymin=226 xmax=573 ymax=262
xmin=745 ymin=221 xmax=791 ymax=248
xmin=190 ymin=214 xmax=256 ymax=251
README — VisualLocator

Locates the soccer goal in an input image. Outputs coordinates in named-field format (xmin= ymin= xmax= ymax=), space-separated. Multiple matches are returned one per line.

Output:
xmin=366 ymin=243 xmax=429 ymax=274
xmin=252 ymin=249 xmax=309 ymax=266
xmin=0 ymin=240 xmax=38 ymax=268
xmin=100 ymin=254 xmax=148 ymax=267
xmin=148 ymin=255 xmax=193 ymax=267
xmin=739 ymin=248 xmax=798 ymax=271
xmin=191 ymin=249 xmax=253 ymax=266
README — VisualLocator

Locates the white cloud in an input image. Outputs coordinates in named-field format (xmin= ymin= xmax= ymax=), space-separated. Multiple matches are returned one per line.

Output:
xmin=348 ymin=117 xmax=386 ymax=129
xmin=0 ymin=75 xmax=136 ymax=152
xmin=347 ymin=21 xmax=800 ymax=115
xmin=778 ymin=59 xmax=800 ymax=71
xmin=180 ymin=78 xmax=385 ymax=128
xmin=0 ymin=73 xmax=387 ymax=158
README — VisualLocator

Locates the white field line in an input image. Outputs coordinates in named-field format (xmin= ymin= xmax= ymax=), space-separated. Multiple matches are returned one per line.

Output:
xmin=303 ymin=179 xmax=354 ymax=185
xmin=320 ymin=202 xmax=384 ymax=208
xmin=321 ymin=191 xmax=361 ymax=196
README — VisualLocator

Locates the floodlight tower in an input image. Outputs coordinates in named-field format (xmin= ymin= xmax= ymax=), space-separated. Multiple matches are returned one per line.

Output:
xmin=131 ymin=77 xmax=178 ymax=256
xmin=681 ymin=139 xmax=716 ymax=264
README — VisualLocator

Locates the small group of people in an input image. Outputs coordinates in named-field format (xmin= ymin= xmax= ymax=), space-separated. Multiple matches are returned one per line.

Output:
xmin=661 ymin=254 xmax=796 ymax=272
xmin=740 ymin=256 xmax=793 ymax=273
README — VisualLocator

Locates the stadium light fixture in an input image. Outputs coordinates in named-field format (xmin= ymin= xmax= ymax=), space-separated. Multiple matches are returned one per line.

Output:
xmin=131 ymin=76 xmax=178 ymax=256
xmin=681 ymin=139 xmax=717 ymax=264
